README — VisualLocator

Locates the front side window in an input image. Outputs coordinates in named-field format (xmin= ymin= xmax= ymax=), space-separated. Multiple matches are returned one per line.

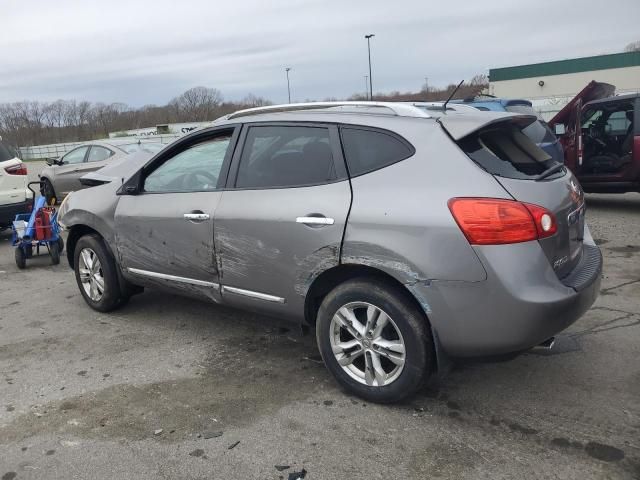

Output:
xmin=63 ymin=147 xmax=89 ymax=165
xmin=144 ymin=135 xmax=231 ymax=193
xmin=87 ymin=146 xmax=113 ymax=162
xmin=236 ymin=126 xmax=336 ymax=188
xmin=340 ymin=127 xmax=414 ymax=176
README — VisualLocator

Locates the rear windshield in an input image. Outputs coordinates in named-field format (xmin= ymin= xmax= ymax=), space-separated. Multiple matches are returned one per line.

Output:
xmin=119 ymin=142 xmax=164 ymax=154
xmin=459 ymin=124 xmax=560 ymax=180
xmin=0 ymin=141 xmax=17 ymax=162
xmin=505 ymin=105 xmax=556 ymax=144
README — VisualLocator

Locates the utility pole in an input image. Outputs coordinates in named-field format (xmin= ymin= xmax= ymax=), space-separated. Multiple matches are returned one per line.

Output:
xmin=365 ymin=34 xmax=375 ymax=100
xmin=285 ymin=67 xmax=291 ymax=103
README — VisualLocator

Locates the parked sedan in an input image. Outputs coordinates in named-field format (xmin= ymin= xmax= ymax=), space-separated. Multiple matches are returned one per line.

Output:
xmin=58 ymin=102 xmax=602 ymax=403
xmin=39 ymin=139 xmax=164 ymax=203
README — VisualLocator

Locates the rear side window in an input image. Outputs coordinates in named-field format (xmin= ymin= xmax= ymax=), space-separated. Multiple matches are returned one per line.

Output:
xmin=236 ymin=126 xmax=336 ymax=188
xmin=340 ymin=127 xmax=414 ymax=176
xmin=459 ymin=125 xmax=557 ymax=179
xmin=87 ymin=146 xmax=113 ymax=162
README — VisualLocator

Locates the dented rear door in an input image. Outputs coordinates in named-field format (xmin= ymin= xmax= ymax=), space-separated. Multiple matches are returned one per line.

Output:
xmin=214 ymin=123 xmax=350 ymax=320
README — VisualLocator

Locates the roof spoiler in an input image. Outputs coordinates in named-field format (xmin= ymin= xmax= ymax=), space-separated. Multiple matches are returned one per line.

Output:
xmin=437 ymin=112 xmax=537 ymax=140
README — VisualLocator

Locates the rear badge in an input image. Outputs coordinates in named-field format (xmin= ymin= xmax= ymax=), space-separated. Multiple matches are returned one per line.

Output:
xmin=554 ymin=256 xmax=569 ymax=270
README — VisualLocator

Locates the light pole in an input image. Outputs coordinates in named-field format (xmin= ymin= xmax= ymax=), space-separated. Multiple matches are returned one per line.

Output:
xmin=285 ymin=67 xmax=292 ymax=103
xmin=365 ymin=34 xmax=374 ymax=100
xmin=364 ymin=75 xmax=369 ymax=98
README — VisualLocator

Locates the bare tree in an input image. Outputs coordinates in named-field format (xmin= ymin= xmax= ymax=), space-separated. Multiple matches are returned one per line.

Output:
xmin=624 ymin=40 xmax=640 ymax=52
xmin=170 ymin=86 xmax=223 ymax=122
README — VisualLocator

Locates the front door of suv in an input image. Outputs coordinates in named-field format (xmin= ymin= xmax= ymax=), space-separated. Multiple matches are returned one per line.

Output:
xmin=114 ymin=127 xmax=238 ymax=301
xmin=215 ymin=123 xmax=351 ymax=319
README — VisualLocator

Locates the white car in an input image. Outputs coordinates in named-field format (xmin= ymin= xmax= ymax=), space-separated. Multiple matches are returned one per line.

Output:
xmin=0 ymin=138 xmax=32 ymax=229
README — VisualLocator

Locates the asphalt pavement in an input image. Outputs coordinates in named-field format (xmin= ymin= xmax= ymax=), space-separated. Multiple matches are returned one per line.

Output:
xmin=0 ymin=165 xmax=638 ymax=479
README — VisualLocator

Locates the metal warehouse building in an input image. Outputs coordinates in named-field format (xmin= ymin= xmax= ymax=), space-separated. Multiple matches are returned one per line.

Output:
xmin=488 ymin=51 xmax=640 ymax=119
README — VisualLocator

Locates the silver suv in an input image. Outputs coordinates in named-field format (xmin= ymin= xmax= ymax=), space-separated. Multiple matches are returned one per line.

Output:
xmin=58 ymin=102 xmax=602 ymax=403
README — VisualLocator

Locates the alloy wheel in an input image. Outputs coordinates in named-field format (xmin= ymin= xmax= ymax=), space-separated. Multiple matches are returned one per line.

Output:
xmin=329 ymin=302 xmax=406 ymax=387
xmin=78 ymin=247 xmax=104 ymax=302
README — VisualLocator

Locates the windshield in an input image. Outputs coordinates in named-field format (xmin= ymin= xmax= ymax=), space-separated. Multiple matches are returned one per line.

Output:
xmin=0 ymin=141 xmax=18 ymax=162
xmin=119 ymin=142 xmax=164 ymax=154
xmin=505 ymin=105 xmax=556 ymax=144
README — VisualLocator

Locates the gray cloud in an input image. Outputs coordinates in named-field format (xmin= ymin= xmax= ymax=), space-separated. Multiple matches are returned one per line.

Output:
xmin=1 ymin=0 xmax=638 ymax=106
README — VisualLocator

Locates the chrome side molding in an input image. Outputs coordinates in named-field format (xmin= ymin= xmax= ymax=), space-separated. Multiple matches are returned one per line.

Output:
xmin=127 ymin=268 xmax=219 ymax=288
xmin=222 ymin=285 xmax=285 ymax=304
xmin=126 ymin=268 xmax=285 ymax=304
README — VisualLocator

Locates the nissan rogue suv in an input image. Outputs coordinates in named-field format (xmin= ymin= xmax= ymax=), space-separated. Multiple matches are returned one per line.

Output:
xmin=58 ymin=102 xmax=602 ymax=403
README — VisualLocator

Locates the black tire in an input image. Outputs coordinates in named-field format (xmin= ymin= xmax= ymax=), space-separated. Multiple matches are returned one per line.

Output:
xmin=41 ymin=179 xmax=56 ymax=205
xmin=57 ymin=237 xmax=64 ymax=253
xmin=50 ymin=241 xmax=60 ymax=265
xmin=73 ymin=234 xmax=124 ymax=312
xmin=316 ymin=278 xmax=434 ymax=403
xmin=15 ymin=248 xmax=26 ymax=269
xmin=25 ymin=244 xmax=33 ymax=258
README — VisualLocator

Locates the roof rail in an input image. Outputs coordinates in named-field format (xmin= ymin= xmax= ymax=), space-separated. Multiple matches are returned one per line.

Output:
xmin=225 ymin=101 xmax=431 ymax=120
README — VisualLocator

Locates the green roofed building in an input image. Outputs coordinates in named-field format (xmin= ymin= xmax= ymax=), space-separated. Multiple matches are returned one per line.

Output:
xmin=488 ymin=51 xmax=640 ymax=119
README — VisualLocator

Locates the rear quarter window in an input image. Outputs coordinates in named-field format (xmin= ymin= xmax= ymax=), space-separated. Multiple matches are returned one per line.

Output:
xmin=459 ymin=125 xmax=557 ymax=180
xmin=340 ymin=127 xmax=414 ymax=176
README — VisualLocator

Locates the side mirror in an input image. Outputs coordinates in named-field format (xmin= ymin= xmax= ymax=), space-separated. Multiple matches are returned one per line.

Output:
xmin=45 ymin=158 xmax=56 ymax=166
xmin=553 ymin=123 xmax=566 ymax=136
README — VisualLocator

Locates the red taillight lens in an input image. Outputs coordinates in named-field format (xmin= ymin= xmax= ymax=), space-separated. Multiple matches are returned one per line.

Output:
xmin=5 ymin=162 xmax=27 ymax=175
xmin=448 ymin=198 xmax=557 ymax=245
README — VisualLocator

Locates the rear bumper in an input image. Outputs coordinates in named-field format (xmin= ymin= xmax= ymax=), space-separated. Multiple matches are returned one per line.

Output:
xmin=0 ymin=198 xmax=32 ymax=226
xmin=411 ymin=238 xmax=602 ymax=357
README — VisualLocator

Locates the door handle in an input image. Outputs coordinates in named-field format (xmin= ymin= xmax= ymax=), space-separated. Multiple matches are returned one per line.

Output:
xmin=184 ymin=212 xmax=210 ymax=222
xmin=296 ymin=216 xmax=335 ymax=226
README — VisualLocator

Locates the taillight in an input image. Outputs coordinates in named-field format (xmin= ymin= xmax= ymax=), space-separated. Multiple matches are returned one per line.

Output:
xmin=5 ymin=162 xmax=27 ymax=175
xmin=448 ymin=198 xmax=557 ymax=245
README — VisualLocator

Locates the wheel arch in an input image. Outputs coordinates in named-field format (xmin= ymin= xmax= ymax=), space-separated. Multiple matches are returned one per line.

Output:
xmin=303 ymin=263 xmax=444 ymax=370
xmin=66 ymin=224 xmax=102 ymax=268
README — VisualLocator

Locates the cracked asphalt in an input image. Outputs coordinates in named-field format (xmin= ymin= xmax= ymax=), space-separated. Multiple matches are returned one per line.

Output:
xmin=1 ymin=172 xmax=639 ymax=478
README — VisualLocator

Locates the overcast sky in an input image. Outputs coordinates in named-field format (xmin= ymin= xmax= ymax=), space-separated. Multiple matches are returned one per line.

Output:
xmin=1 ymin=0 xmax=638 ymax=106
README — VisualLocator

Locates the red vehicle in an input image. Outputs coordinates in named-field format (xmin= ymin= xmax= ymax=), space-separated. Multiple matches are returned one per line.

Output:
xmin=549 ymin=81 xmax=639 ymax=193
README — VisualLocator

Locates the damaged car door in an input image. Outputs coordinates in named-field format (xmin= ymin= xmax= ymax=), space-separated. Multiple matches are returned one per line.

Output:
xmin=214 ymin=123 xmax=351 ymax=318
xmin=114 ymin=127 xmax=238 ymax=301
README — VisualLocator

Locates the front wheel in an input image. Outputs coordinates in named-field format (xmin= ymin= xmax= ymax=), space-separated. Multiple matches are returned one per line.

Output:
xmin=41 ymin=179 xmax=56 ymax=205
xmin=15 ymin=248 xmax=26 ymax=269
xmin=50 ymin=241 xmax=60 ymax=265
xmin=73 ymin=234 xmax=124 ymax=312
xmin=316 ymin=278 xmax=435 ymax=403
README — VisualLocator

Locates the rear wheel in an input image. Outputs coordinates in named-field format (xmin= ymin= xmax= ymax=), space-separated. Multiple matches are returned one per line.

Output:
xmin=316 ymin=278 xmax=434 ymax=403
xmin=57 ymin=237 xmax=64 ymax=253
xmin=73 ymin=234 xmax=124 ymax=312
